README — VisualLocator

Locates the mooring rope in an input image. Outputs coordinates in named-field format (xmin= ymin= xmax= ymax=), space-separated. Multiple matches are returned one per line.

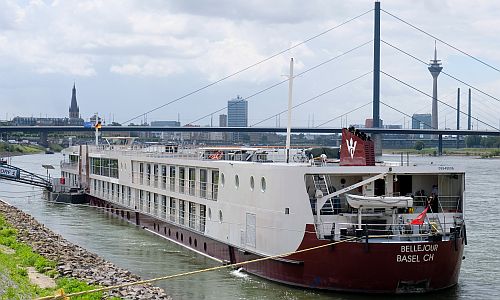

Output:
xmin=35 ymin=236 xmax=361 ymax=300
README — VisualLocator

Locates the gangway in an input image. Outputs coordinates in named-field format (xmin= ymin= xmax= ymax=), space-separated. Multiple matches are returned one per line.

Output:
xmin=0 ymin=162 xmax=53 ymax=191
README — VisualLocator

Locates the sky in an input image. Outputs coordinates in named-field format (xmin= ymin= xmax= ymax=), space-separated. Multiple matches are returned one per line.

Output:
xmin=1 ymin=0 xmax=500 ymax=130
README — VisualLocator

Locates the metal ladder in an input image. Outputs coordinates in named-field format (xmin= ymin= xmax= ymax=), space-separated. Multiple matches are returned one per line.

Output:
xmin=313 ymin=175 xmax=333 ymax=214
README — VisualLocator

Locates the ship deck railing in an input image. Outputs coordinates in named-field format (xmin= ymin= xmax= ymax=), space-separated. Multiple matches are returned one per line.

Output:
xmin=60 ymin=161 xmax=78 ymax=170
xmin=319 ymin=220 xmax=464 ymax=242
xmin=89 ymin=144 xmax=340 ymax=164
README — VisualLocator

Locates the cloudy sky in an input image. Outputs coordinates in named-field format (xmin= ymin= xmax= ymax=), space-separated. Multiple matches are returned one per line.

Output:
xmin=1 ymin=0 xmax=499 ymax=130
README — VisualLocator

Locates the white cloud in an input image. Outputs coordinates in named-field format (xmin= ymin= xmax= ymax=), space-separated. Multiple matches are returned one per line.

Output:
xmin=0 ymin=0 xmax=499 ymax=128
xmin=110 ymin=57 xmax=183 ymax=76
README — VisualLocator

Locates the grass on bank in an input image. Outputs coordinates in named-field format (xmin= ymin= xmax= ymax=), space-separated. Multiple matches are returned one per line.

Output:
xmin=0 ymin=142 xmax=45 ymax=155
xmin=0 ymin=214 xmax=115 ymax=300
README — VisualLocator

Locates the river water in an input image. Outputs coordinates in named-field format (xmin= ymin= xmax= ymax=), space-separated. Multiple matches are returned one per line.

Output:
xmin=0 ymin=153 xmax=499 ymax=299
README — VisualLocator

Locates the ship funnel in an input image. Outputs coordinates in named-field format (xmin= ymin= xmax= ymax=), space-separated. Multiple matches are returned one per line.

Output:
xmin=339 ymin=127 xmax=375 ymax=166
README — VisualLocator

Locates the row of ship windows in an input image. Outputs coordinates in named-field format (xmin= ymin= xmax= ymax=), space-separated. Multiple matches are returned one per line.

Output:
xmin=220 ymin=173 xmax=267 ymax=192
xmin=90 ymin=179 xmax=209 ymax=233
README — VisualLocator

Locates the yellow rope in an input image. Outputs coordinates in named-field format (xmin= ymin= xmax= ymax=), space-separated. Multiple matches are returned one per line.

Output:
xmin=35 ymin=236 xmax=360 ymax=300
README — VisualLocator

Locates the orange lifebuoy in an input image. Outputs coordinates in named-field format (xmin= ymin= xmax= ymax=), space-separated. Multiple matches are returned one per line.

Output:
xmin=208 ymin=151 xmax=223 ymax=160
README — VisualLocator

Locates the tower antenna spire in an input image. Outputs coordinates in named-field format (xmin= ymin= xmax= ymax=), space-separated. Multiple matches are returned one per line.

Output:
xmin=429 ymin=41 xmax=443 ymax=130
xmin=434 ymin=40 xmax=437 ymax=61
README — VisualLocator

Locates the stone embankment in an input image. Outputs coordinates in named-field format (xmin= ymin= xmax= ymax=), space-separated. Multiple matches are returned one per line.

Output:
xmin=0 ymin=200 xmax=171 ymax=300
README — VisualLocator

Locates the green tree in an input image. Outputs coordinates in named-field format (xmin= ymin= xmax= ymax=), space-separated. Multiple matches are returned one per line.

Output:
xmin=465 ymin=135 xmax=482 ymax=147
xmin=414 ymin=140 xmax=425 ymax=151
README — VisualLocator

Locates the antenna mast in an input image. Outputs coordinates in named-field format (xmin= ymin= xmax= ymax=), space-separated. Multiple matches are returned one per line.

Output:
xmin=286 ymin=58 xmax=294 ymax=163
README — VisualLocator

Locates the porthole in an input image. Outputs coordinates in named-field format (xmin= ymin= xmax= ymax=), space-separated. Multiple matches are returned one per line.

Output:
xmin=221 ymin=173 xmax=225 ymax=187
xmin=261 ymin=177 xmax=267 ymax=192
xmin=219 ymin=210 xmax=223 ymax=223
xmin=208 ymin=208 xmax=212 ymax=220
xmin=250 ymin=176 xmax=255 ymax=191
xmin=235 ymin=175 xmax=239 ymax=189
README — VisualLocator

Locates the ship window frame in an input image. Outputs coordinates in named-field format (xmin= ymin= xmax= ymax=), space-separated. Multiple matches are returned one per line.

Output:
xmin=218 ymin=210 xmax=223 ymax=223
xmin=250 ymin=176 xmax=255 ymax=191
xmin=221 ymin=173 xmax=225 ymax=187
xmin=235 ymin=174 xmax=239 ymax=189
xmin=261 ymin=177 xmax=266 ymax=192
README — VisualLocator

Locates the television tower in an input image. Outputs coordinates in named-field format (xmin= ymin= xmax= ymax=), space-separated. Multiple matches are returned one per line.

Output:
xmin=428 ymin=42 xmax=442 ymax=129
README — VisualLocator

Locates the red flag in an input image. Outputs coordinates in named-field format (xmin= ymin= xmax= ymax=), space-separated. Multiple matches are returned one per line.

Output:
xmin=410 ymin=206 xmax=429 ymax=225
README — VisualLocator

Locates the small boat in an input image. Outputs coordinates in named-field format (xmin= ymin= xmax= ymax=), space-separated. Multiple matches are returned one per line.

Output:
xmin=346 ymin=194 xmax=413 ymax=209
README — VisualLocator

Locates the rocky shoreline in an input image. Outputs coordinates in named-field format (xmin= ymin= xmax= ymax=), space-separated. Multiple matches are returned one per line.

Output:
xmin=0 ymin=200 xmax=171 ymax=300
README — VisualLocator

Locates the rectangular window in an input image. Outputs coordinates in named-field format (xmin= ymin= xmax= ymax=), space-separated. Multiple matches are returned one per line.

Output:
xmin=169 ymin=166 xmax=176 ymax=191
xmin=199 ymin=205 xmax=206 ymax=233
xmin=179 ymin=167 xmax=185 ymax=194
xmin=139 ymin=190 xmax=144 ymax=211
xmin=161 ymin=195 xmax=167 ymax=219
xmin=200 ymin=169 xmax=207 ymax=198
xmin=161 ymin=165 xmax=167 ymax=189
xmin=146 ymin=164 xmax=151 ymax=186
xmin=178 ymin=200 xmax=185 ymax=225
xmin=169 ymin=198 xmax=177 ymax=222
xmin=189 ymin=202 xmax=196 ymax=229
xmin=146 ymin=192 xmax=151 ymax=213
xmin=131 ymin=162 xmax=135 ymax=183
xmin=189 ymin=168 xmax=196 ymax=196
xmin=127 ymin=187 xmax=132 ymax=206
xmin=153 ymin=164 xmax=159 ymax=188
xmin=139 ymin=163 xmax=144 ymax=185
xmin=153 ymin=193 xmax=158 ymax=216
xmin=211 ymin=170 xmax=219 ymax=200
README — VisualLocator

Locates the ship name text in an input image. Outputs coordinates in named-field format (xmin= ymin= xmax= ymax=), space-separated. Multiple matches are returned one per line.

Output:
xmin=396 ymin=244 xmax=439 ymax=263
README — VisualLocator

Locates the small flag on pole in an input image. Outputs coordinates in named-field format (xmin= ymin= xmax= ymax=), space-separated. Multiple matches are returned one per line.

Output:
xmin=410 ymin=206 xmax=429 ymax=225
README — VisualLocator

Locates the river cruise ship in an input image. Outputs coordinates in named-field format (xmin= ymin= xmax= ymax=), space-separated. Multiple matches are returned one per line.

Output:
xmin=59 ymin=128 xmax=466 ymax=293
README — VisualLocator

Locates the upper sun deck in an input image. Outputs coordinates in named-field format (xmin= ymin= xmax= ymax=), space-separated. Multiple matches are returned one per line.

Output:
xmin=61 ymin=143 xmax=464 ymax=175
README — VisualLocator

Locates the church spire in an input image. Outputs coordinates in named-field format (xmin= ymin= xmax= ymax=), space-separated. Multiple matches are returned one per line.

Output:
xmin=69 ymin=82 xmax=79 ymax=119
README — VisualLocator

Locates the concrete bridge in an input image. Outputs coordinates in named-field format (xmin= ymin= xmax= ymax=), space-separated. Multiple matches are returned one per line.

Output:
xmin=1 ymin=126 xmax=498 ymax=155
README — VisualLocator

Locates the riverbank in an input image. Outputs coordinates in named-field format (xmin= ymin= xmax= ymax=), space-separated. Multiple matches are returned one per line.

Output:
xmin=0 ymin=200 xmax=171 ymax=300
xmin=0 ymin=142 xmax=64 ymax=158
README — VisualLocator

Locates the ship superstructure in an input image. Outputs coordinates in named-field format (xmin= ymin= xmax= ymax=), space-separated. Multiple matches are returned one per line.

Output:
xmin=60 ymin=130 xmax=466 ymax=293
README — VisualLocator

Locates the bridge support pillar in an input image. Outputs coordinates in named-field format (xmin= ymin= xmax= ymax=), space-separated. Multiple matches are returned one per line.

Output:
xmin=39 ymin=132 xmax=48 ymax=147
xmin=373 ymin=134 xmax=382 ymax=156
xmin=438 ymin=134 xmax=443 ymax=156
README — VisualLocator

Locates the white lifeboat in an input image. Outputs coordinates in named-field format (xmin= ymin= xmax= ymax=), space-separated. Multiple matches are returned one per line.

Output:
xmin=346 ymin=194 xmax=413 ymax=209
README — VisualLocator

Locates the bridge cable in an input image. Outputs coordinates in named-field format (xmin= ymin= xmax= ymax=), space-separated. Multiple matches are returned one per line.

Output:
xmin=381 ymin=70 xmax=500 ymax=131
xmin=381 ymin=39 xmax=500 ymax=104
xmin=381 ymin=9 xmax=500 ymax=73
xmin=315 ymin=101 xmax=372 ymax=127
xmin=189 ymin=40 xmax=373 ymax=126
xmin=121 ymin=9 xmax=373 ymax=125
xmin=250 ymin=71 xmax=372 ymax=127
xmin=380 ymin=100 xmax=434 ymax=129
xmin=393 ymin=88 xmax=466 ymax=129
